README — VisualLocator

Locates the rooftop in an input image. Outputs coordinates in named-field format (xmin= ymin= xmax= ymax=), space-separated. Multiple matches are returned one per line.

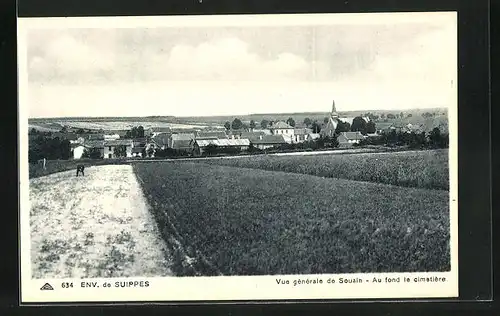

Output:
xmin=195 ymin=139 xmax=251 ymax=147
xmin=269 ymin=121 xmax=293 ymax=129
xmin=251 ymin=134 xmax=287 ymax=144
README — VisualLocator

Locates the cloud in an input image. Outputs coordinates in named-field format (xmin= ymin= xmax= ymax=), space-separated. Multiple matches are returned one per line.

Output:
xmin=148 ymin=37 xmax=310 ymax=81
xmin=28 ymin=33 xmax=117 ymax=83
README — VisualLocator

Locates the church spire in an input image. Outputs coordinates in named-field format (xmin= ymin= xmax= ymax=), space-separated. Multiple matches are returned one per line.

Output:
xmin=331 ymin=100 xmax=339 ymax=119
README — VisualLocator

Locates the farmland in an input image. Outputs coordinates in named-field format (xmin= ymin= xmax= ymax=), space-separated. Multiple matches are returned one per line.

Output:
xmin=203 ymin=149 xmax=449 ymax=190
xmin=30 ymin=165 xmax=171 ymax=278
xmin=133 ymin=160 xmax=450 ymax=276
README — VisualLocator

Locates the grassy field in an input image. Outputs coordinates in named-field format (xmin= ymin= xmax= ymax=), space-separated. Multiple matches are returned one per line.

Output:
xmin=202 ymin=149 xmax=449 ymax=190
xmin=133 ymin=161 xmax=450 ymax=276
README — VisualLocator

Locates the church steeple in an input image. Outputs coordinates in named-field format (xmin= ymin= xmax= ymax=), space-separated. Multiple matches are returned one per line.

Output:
xmin=331 ymin=100 xmax=339 ymax=119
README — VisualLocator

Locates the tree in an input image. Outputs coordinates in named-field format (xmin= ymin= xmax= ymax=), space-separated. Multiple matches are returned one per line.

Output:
xmin=311 ymin=121 xmax=322 ymax=133
xmin=386 ymin=113 xmax=396 ymax=119
xmin=260 ymin=119 xmax=269 ymax=129
xmin=249 ymin=120 xmax=256 ymax=130
xmin=323 ymin=117 xmax=329 ymax=124
xmin=60 ymin=140 xmax=71 ymax=160
xmin=351 ymin=116 xmax=368 ymax=135
xmin=336 ymin=121 xmax=351 ymax=133
xmin=428 ymin=127 xmax=442 ymax=148
xmin=400 ymin=112 xmax=404 ymax=119
xmin=130 ymin=127 xmax=138 ymax=138
xmin=422 ymin=112 xmax=433 ymax=118
xmin=82 ymin=147 xmax=102 ymax=159
xmin=407 ymin=114 xmax=413 ymax=118
xmin=113 ymin=145 xmax=128 ymax=158
xmin=231 ymin=118 xmax=243 ymax=130
xmin=303 ymin=117 xmax=312 ymax=127
xmin=381 ymin=113 xmax=385 ymax=119
xmin=286 ymin=117 xmax=296 ymax=127
xmin=366 ymin=121 xmax=376 ymax=134
xmin=224 ymin=121 xmax=231 ymax=130
xmin=137 ymin=126 xmax=145 ymax=138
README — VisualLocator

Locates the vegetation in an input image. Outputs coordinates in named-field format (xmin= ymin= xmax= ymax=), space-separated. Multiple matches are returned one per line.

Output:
xmin=124 ymin=126 xmax=145 ymax=139
xmin=134 ymin=162 xmax=450 ymax=276
xmin=113 ymin=145 xmax=128 ymax=158
xmin=360 ymin=128 xmax=449 ymax=149
xmin=29 ymin=134 xmax=71 ymax=163
xmin=82 ymin=147 xmax=103 ymax=159
xmin=203 ymin=149 xmax=449 ymax=190
xmin=28 ymin=158 xmax=129 ymax=179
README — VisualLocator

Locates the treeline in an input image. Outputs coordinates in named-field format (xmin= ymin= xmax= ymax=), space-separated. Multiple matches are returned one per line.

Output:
xmin=29 ymin=134 xmax=71 ymax=163
xmin=223 ymin=115 xmax=377 ymax=135
xmin=358 ymin=127 xmax=449 ymax=149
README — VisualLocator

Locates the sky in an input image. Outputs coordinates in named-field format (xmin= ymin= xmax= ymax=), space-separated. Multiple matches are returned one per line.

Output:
xmin=21 ymin=13 xmax=457 ymax=118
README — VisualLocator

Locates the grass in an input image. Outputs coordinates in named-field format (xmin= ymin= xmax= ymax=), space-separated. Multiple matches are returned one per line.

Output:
xmin=29 ymin=158 xmax=130 ymax=179
xmin=133 ymin=162 xmax=450 ymax=276
xmin=202 ymin=149 xmax=449 ymax=190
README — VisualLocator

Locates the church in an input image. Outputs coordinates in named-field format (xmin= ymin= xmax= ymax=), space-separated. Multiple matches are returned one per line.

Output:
xmin=320 ymin=100 xmax=340 ymax=138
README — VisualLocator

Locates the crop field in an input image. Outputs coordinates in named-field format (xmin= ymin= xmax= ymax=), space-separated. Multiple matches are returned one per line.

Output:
xmin=29 ymin=165 xmax=171 ymax=278
xmin=203 ymin=149 xmax=449 ymax=190
xmin=55 ymin=120 xmax=219 ymax=130
xmin=133 ymin=161 xmax=450 ymax=276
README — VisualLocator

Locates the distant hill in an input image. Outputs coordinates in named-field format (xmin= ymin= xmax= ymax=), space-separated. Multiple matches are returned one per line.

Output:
xmin=28 ymin=108 xmax=448 ymax=133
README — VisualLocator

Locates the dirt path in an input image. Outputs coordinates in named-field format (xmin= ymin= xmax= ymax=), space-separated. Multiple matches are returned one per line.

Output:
xmin=29 ymin=165 xmax=171 ymax=279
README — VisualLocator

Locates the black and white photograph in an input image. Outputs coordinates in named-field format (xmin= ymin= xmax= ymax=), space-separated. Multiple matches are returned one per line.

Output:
xmin=18 ymin=12 xmax=458 ymax=302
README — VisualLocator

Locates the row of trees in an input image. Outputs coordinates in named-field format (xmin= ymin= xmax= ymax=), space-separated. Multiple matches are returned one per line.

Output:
xmin=223 ymin=116 xmax=377 ymax=135
xmin=358 ymin=127 xmax=449 ymax=149
xmin=29 ymin=135 xmax=71 ymax=163
xmin=123 ymin=126 xmax=145 ymax=139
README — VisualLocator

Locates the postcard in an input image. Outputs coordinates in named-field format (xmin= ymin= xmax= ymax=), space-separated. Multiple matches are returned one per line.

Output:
xmin=18 ymin=12 xmax=458 ymax=303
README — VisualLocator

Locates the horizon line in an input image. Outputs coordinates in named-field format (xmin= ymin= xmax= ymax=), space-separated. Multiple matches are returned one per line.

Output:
xmin=28 ymin=107 xmax=448 ymax=120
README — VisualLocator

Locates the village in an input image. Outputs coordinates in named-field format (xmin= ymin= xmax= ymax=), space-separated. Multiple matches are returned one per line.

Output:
xmin=29 ymin=101 xmax=447 ymax=162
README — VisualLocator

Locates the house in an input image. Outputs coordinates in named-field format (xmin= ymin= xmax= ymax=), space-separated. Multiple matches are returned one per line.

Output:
xmin=149 ymin=127 xmax=172 ymax=137
xmin=239 ymin=131 xmax=268 ymax=141
xmin=131 ymin=147 xmax=145 ymax=158
xmin=81 ymin=140 xmax=105 ymax=158
xmin=251 ymin=128 xmax=272 ymax=135
xmin=191 ymin=138 xmax=251 ymax=156
xmin=151 ymin=133 xmax=171 ymax=150
xmin=133 ymin=137 xmax=148 ymax=148
xmin=72 ymin=144 xmax=86 ymax=159
xmin=338 ymin=132 xmax=365 ymax=147
xmin=196 ymin=130 xmax=228 ymax=139
xmin=103 ymin=139 xmax=133 ymax=158
xmin=251 ymin=134 xmax=288 ymax=150
xmin=104 ymin=134 xmax=120 ymax=141
xmin=87 ymin=134 xmax=105 ymax=141
xmin=293 ymin=128 xmax=313 ymax=143
xmin=268 ymin=121 xmax=294 ymax=143
xmin=306 ymin=133 xmax=321 ymax=141
xmin=170 ymin=133 xmax=195 ymax=152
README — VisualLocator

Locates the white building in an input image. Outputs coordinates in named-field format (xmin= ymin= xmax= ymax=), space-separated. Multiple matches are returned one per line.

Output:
xmin=268 ymin=121 xmax=294 ymax=143
xmin=104 ymin=134 xmax=120 ymax=141
xmin=72 ymin=145 xmax=86 ymax=159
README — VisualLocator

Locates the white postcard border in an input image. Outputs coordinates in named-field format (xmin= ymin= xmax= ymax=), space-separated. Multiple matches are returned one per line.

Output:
xmin=18 ymin=12 xmax=459 ymax=303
